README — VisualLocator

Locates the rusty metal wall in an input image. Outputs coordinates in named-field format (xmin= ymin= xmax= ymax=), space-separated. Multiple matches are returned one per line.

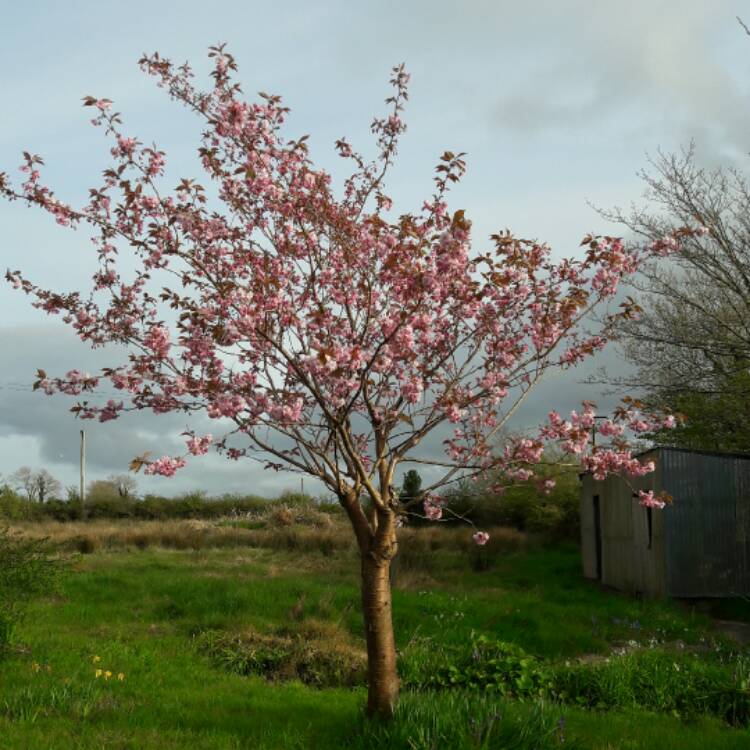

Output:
xmin=663 ymin=449 xmax=750 ymax=597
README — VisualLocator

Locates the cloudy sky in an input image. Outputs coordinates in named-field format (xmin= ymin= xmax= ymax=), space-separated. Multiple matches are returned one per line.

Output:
xmin=1 ymin=1 xmax=749 ymax=498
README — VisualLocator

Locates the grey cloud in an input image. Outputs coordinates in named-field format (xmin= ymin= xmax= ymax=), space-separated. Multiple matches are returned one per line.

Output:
xmin=492 ymin=2 xmax=750 ymax=156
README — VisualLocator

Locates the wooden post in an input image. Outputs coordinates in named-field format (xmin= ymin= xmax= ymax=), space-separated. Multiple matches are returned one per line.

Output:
xmin=80 ymin=429 xmax=86 ymax=520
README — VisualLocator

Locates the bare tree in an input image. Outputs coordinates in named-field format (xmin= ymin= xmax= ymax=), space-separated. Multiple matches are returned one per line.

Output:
xmin=106 ymin=474 xmax=138 ymax=499
xmin=30 ymin=469 xmax=62 ymax=503
xmin=10 ymin=467 xmax=62 ymax=502
xmin=595 ymin=145 xmax=750 ymax=450
xmin=9 ymin=467 xmax=35 ymax=500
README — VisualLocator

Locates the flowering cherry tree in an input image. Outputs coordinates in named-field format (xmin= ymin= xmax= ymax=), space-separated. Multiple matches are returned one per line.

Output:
xmin=1 ymin=47 xmax=698 ymax=716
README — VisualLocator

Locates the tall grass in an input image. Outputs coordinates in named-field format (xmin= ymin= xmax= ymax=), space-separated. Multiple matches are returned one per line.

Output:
xmin=351 ymin=692 xmax=576 ymax=750
xmin=8 ymin=517 xmax=529 ymax=563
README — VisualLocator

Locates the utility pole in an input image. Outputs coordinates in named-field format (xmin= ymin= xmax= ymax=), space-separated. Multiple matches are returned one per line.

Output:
xmin=80 ymin=429 xmax=86 ymax=520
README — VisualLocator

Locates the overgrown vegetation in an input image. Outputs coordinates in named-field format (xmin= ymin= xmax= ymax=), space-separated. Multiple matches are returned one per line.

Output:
xmin=443 ymin=461 xmax=581 ymax=541
xmin=401 ymin=633 xmax=750 ymax=726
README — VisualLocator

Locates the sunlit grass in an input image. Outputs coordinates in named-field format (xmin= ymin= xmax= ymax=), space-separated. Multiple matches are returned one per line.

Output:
xmin=1 ymin=538 xmax=749 ymax=748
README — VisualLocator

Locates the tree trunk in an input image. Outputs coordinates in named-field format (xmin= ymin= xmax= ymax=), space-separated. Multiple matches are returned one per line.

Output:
xmin=361 ymin=553 xmax=399 ymax=718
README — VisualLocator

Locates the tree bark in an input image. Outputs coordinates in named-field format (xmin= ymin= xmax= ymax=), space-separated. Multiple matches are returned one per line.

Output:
xmin=338 ymin=489 xmax=399 ymax=717
xmin=361 ymin=552 xmax=399 ymax=718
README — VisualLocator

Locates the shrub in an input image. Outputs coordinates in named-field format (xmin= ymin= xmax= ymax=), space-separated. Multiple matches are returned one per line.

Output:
xmin=0 ymin=528 xmax=61 ymax=653
xmin=402 ymin=635 xmax=554 ymax=699
xmin=0 ymin=490 xmax=41 ymax=521
xmin=42 ymin=498 xmax=81 ymax=522
xmin=443 ymin=465 xmax=581 ymax=541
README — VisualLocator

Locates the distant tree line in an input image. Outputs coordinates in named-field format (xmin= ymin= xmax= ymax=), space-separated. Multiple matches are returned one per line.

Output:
xmin=1 ymin=467 xmax=139 ymax=504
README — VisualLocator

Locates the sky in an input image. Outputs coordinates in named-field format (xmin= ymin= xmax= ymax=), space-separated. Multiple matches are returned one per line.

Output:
xmin=1 ymin=0 xmax=749 ymax=499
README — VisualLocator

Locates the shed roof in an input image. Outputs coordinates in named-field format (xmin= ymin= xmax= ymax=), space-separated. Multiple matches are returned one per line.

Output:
xmin=634 ymin=446 xmax=750 ymax=461
xmin=579 ymin=445 xmax=750 ymax=479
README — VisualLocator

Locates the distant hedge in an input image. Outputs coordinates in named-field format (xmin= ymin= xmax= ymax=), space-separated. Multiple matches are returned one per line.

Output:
xmin=0 ymin=487 xmax=338 ymax=522
xmin=1 ymin=463 xmax=582 ymax=540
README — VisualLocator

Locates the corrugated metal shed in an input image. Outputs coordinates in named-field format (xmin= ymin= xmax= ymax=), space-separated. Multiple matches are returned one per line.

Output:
xmin=580 ymin=448 xmax=750 ymax=598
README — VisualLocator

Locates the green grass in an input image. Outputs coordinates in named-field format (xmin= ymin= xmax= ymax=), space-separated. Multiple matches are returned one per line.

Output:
xmin=1 ymin=539 xmax=750 ymax=748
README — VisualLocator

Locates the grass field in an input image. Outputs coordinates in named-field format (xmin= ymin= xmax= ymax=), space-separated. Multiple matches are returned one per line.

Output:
xmin=2 ymin=521 xmax=750 ymax=748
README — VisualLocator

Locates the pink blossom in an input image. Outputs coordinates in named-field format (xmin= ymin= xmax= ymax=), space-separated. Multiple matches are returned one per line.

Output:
xmin=146 ymin=151 xmax=166 ymax=177
xmin=144 ymin=456 xmax=187 ymax=477
xmin=114 ymin=136 xmax=137 ymax=158
xmin=400 ymin=376 xmax=423 ymax=404
xmin=597 ymin=420 xmax=624 ymax=437
xmin=144 ymin=325 xmax=171 ymax=358
xmin=638 ymin=490 xmax=666 ymax=510
xmin=423 ymin=498 xmax=443 ymax=521
xmin=650 ymin=236 xmax=680 ymax=257
xmin=473 ymin=531 xmax=490 ymax=546
xmin=207 ymin=394 xmax=247 ymax=419
xmin=445 ymin=404 xmax=464 ymax=423
xmin=99 ymin=399 xmax=124 ymax=422
xmin=186 ymin=434 xmax=213 ymax=455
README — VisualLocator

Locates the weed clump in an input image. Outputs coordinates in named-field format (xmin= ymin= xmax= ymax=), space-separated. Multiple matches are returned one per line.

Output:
xmin=195 ymin=620 xmax=367 ymax=687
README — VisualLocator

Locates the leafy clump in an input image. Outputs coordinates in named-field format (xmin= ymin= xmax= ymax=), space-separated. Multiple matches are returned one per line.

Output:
xmin=401 ymin=633 xmax=750 ymax=727
xmin=0 ymin=527 xmax=61 ymax=654
xmin=194 ymin=620 xmax=366 ymax=688
xmin=402 ymin=634 xmax=554 ymax=699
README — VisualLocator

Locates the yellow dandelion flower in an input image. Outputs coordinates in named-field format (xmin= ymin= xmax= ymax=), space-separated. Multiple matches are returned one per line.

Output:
xmin=117 ymin=672 xmax=125 ymax=682
xmin=104 ymin=671 xmax=112 ymax=680
xmin=31 ymin=662 xmax=41 ymax=673
xmin=95 ymin=669 xmax=103 ymax=678
xmin=92 ymin=655 xmax=101 ymax=664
